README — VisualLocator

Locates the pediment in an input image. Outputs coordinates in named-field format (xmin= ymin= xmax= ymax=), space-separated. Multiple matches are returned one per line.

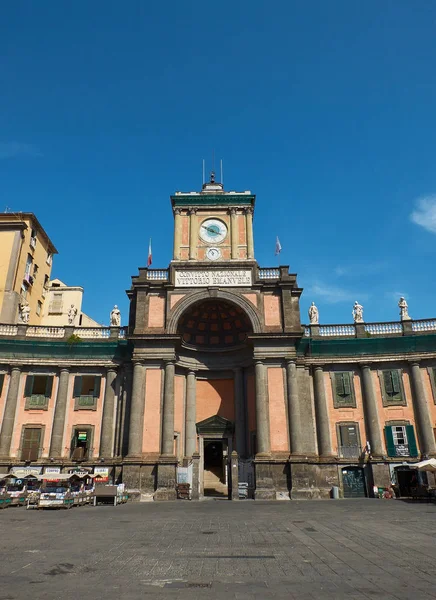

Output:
xmin=196 ymin=415 xmax=234 ymax=435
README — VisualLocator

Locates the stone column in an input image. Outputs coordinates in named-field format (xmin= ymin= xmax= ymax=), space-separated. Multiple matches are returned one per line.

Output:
xmin=245 ymin=208 xmax=254 ymax=259
xmin=312 ymin=366 xmax=333 ymax=456
xmin=127 ymin=362 xmax=146 ymax=457
xmin=360 ymin=364 xmax=384 ymax=456
xmin=234 ymin=367 xmax=247 ymax=457
xmin=191 ymin=452 xmax=200 ymax=500
xmin=0 ymin=366 xmax=21 ymax=457
xmin=254 ymin=360 xmax=270 ymax=454
xmin=161 ymin=361 xmax=176 ymax=456
xmin=99 ymin=368 xmax=118 ymax=458
xmin=409 ymin=361 xmax=436 ymax=456
xmin=49 ymin=368 xmax=70 ymax=458
xmin=286 ymin=360 xmax=302 ymax=454
xmin=230 ymin=208 xmax=238 ymax=259
xmin=189 ymin=208 xmax=197 ymax=260
xmin=173 ymin=208 xmax=182 ymax=260
xmin=185 ymin=369 xmax=197 ymax=457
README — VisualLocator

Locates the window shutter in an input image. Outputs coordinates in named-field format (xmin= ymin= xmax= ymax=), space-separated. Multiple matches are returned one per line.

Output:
xmin=339 ymin=425 xmax=350 ymax=446
xmin=73 ymin=376 xmax=82 ymax=398
xmin=0 ymin=374 xmax=4 ymax=395
xmin=335 ymin=373 xmax=345 ymax=397
xmin=93 ymin=376 xmax=101 ymax=398
xmin=406 ymin=425 xmax=418 ymax=457
xmin=343 ymin=373 xmax=351 ymax=396
xmin=45 ymin=376 xmax=53 ymax=398
xmin=391 ymin=370 xmax=401 ymax=395
xmin=383 ymin=371 xmax=393 ymax=395
xmin=384 ymin=426 xmax=396 ymax=457
xmin=24 ymin=375 xmax=34 ymax=398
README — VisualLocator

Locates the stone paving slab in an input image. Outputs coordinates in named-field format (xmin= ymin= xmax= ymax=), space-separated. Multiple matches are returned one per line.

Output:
xmin=0 ymin=499 xmax=436 ymax=599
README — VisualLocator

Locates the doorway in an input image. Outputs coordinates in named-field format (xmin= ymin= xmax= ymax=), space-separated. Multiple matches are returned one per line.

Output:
xmin=395 ymin=467 xmax=428 ymax=497
xmin=341 ymin=467 xmax=367 ymax=498
xmin=203 ymin=439 xmax=228 ymax=497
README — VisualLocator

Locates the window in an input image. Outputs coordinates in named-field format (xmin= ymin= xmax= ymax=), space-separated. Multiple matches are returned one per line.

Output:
xmin=24 ymin=375 xmax=53 ymax=410
xmin=46 ymin=252 xmax=52 ymax=266
xmin=0 ymin=373 xmax=4 ymax=395
xmin=36 ymin=301 xmax=42 ymax=316
xmin=384 ymin=424 xmax=418 ymax=457
xmin=21 ymin=284 xmax=27 ymax=299
xmin=332 ymin=372 xmax=356 ymax=408
xmin=73 ymin=375 xmax=101 ymax=410
xmin=24 ymin=254 xmax=33 ymax=277
xmin=49 ymin=292 xmax=63 ymax=314
xmin=44 ymin=274 xmax=49 ymax=287
xmin=338 ymin=423 xmax=360 ymax=458
xmin=21 ymin=428 xmax=42 ymax=462
xmin=70 ymin=427 xmax=93 ymax=459
xmin=30 ymin=229 xmax=37 ymax=249
xmin=428 ymin=367 xmax=436 ymax=404
xmin=380 ymin=369 xmax=406 ymax=406
xmin=33 ymin=264 xmax=38 ymax=280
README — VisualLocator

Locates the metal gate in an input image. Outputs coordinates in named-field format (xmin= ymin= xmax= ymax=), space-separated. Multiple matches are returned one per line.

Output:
xmin=342 ymin=467 xmax=367 ymax=498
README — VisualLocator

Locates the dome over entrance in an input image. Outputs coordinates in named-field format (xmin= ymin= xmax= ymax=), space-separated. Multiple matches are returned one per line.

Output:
xmin=177 ymin=300 xmax=252 ymax=348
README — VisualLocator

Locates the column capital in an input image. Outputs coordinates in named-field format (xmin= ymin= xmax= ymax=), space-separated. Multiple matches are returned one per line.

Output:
xmin=59 ymin=367 xmax=70 ymax=374
xmin=313 ymin=365 xmax=324 ymax=372
xmin=106 ymin=366 xmax=118 ymax=374
xmin=408 ymin=360 xmax=421 ymax=367
xmin=360 ymin=363 xmax=373 ymax=370
xmin=254 ymin=359 xmax=264 ymax=367
xmin=186 ymin=368 xmax=197 ymax=376
xmin=285 ymin=358 xmax=296 ymax=367
xmin=174 ymin=207 xmax=182 ymax=215
xmin=164 ymin=359 xmax=176 ymax=367
xmin=188 ymin=207 xmax=197 ymax=215
xmin=229 ymin=207 xmax=237 ymax=215
xmin=245 ymin=207 xmax=253 ymax=215
xmin=9 ymin=365 xmax=21 ymax=373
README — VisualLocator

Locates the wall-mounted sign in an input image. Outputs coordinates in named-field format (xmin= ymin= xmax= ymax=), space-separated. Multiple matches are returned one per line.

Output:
xmin=94 ymin=466 xmax=109 ymax=481
xmin=10 ymin=467 xmax=42 ymax=477
xmin=44 ymin=467 xmax=61 ymax=474
xmin=175 ymin=269 xmax=252 ymax=288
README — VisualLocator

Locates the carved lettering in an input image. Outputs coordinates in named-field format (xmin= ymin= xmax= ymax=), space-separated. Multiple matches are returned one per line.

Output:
xmin=175 ymin=269 xmax=252 ymax=288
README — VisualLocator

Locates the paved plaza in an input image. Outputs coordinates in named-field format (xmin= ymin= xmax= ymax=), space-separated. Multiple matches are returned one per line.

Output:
xmin=1 ymin=499 xmax=436 ymax=600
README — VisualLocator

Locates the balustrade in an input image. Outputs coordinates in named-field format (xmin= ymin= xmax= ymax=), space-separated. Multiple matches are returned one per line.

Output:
xmin=318 ymin=324 xmax=355 ymax=337
xmin=364 ymin=322 xmax=402 ymax=335
xmin=412 ymin=319 xmax=436 ymax=332
xmin=146 ymin=269 xmax=169 ymax=281
xmin=26 ymin=326 xmax=64 ymax=338
xmin=258 ymin=268 xmax=280 ymax=280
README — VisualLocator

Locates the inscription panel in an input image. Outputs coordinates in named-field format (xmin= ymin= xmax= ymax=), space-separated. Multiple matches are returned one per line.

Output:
xmin=175 ymin=269 xmax=252 ymax=288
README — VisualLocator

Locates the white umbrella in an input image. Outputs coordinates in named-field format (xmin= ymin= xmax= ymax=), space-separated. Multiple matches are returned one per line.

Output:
xmin=411 ymin=458 xmax=436 ymax=473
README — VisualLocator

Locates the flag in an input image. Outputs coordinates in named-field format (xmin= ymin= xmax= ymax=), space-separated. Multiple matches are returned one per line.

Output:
xmin=275 ymin=236 xmax=282 ymax=256
xmin=147 ymin=238 xmax=152 ymax=266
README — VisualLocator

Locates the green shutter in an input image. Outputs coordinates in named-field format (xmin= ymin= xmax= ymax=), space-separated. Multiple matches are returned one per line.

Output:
xmin=0 ymin=374 xmax=4 ymax=395
xmin=73 ymin=376 xmax=82 ymax=398
xmin=45 ymin=376 xmax=53 ymax=398
xmin=24 ymin=375 xmax=34 ymax=398
xmin=385 ymin=426 xmax=396 ymax=457
xmin=391 ymin=370 xmax=401 ymax=394
xmin=93 ymin=376 xmax=101 ymax=398
xmin=335 ymin=373 xmax=345 ymax=397
xmin=383 ymin=371 xmax=393 ymax=395
xmin=343 ymin=373 xmax=351 ymax=396
xmin=406 ymin=425 xmax=418 ymax=457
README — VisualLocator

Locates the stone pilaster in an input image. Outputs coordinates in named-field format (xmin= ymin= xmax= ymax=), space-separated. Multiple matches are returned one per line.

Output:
xmin=173 ymin=208 xmax=182 ymax=260
xmin=49 ymin=368 xmax=70 ymax=458
xmin=189 ymin=208 xmax=197 ymax=260
xmin=0 ymin=367 xmax=21 ymax=457
xmin=230 ymin=450 xmax=239 ymax=500
xmin=360 ymin=364 xmax=384 ymax=457
xmin=230 ymin=207 xmax=238 ymax=259
xmin=234 ymin=367 xmax=247 ymax=457
xmin=99 ymin=368 xmax=118 ymax=458
xmin=409 ymin=361 xmax=436 ymax=456
xmin=245 ymin=207 xmax=254 ymax=259
xmin=161 ymin=361 xmax=176 ymax=456
xmin=127 ymin=362 xmax=146 ymax=457
xmin=254 ymin=360 xmax=270 ymax=455
xmin=184 ymin=369 xmax=197 ymax=457
xmin=286 ymin=360 xmax=302 ymax=454
xmin=312 ymin=366 xmax=333 ymax=457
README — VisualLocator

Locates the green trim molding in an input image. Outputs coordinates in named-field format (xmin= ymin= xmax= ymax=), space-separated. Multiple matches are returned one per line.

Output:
xmin=297 ymin=334 xmax=436 ymax=357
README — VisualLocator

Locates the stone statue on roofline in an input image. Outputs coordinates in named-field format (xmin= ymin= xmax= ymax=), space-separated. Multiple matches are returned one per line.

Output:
xmin=308 ymin=302 xmax=319 ymax=325
xmin=398 ymin=297 xmax=411 ymax=321
xmin=18 ymin=301 xmax=30 ymax=324
xmin=68 ymin=304 xmax=78 ymax=325
xmin=110 ymin=305 xmax=121 ymax=327
xmin=352 ymin=301 xmax=364 ymax=323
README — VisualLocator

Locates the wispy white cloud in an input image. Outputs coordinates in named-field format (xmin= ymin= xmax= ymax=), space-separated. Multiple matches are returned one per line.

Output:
xmin=307 ymin=281 xmax=369 ymax=304
xmin=384 ymin=291 xmax=408 ymax=302
xmin=410 ymin=195 xmax=436 ymax=234
xmin=0 ymin=142 xmax=42 ymax=160
xmin=334 ymin=261 xmax=388 ymax=278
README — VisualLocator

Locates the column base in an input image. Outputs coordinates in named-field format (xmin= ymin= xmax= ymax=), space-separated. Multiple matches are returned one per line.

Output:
xmin=154 ymin=457 xmax=177 ymax=501
xmin=254 ymin=459 xmax=276 ymax=500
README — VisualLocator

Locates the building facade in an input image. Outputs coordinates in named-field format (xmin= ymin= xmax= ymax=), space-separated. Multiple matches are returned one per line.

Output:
xmin=0 ymin=178 xmax=436 ymax=499
xmin=0 ymin=212 xmax=57 ymax=325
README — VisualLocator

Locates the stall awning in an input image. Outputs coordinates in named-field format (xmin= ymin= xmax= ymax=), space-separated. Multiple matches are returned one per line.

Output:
xmin=0 ymin=473 xmax=10 ymax=479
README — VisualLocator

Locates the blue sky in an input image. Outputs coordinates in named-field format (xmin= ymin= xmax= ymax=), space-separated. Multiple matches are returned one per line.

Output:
xmin=1 ymin=1 xmax=436 ymax=325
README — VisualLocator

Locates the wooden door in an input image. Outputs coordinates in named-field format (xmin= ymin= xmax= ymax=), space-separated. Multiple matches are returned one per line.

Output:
xmin=21 ymin=428 xmax=41 ymax=462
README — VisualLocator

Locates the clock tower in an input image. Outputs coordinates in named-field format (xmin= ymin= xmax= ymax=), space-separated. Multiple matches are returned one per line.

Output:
xmin=171 ymin=172 xmax=255 ymax=263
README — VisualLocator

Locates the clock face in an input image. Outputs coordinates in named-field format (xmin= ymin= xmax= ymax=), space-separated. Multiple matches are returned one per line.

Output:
xmin=199 ymin=218 xmax=228 ymax=244
xmin=206 ymin=247 xmax=221 ymax=261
